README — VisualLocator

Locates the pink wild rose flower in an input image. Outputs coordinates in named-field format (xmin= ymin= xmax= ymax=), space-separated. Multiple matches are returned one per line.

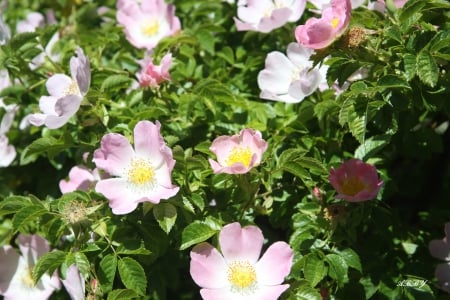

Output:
xmin=93 ymin=120 xmax=179 ymax=215
xmin=209 ymin=128 xmax=268 ymax=174
xmin=295 ymin=0 xmax=351 ymax=49
xmin=0 ymin=234 xmax=61 ymax=300
xmin=234 ymin=0 xmax=306 ymax=33
xmin=137 ymin=52 xmax=172 ymax=88
xmin=257 ymin=42 xmax=328 ymax=103
xmin=429 ymin=222 xmax=450 ymax=293
xmin=190 ymin=222 xmax=294 ymax=300
xmin=29 ymin=47 xmax=91 ymax=129
xmin=329 ymin=158 xmax=383 ymax=202
xmin=116 ymin=0 xmax=181 ymax=50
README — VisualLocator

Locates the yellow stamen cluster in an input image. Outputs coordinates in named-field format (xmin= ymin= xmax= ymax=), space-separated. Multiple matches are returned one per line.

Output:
xmin=141 ymin=20 xmax=160 ymax=36
xmin=227 ymin=260 xmax=257 ymax=292
xmin=331 ymin=18 xmax=340 ymax=29
xmin=20 ymin=266 xmax=35 ymax=288
xmin=226 ymin=147 xmax=253 ymax=168
xmin=127 ymin=157 xmax=155 ymax=186
xmin=340 ymin=177 xmax=365 ymax=196
xmin=64 ymin=79 xmax=80 ymax=96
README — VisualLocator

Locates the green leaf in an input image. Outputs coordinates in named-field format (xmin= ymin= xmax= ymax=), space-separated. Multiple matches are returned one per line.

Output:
xmin=326 ymin=254 xmax=349 ymax=287
xmin=339 ymin=98 xmax=367 ymax=144
xmin=416 ymin=51 xmax=439 ymax=87
xmin=0 ymin=196 xmax=33 ymax=216
xmin=195 ymin=28 xmax=215 ymax=54
xmin=314 ymin=100 xmax=339 ymax=121
xmin=377 ymin=75 xmax=410 ymax=90
xmin=101 ymin=75 xmax=133 ymax=92
xmin=294 ymin=157 xmax=327 ymax=176
xmin=354 ymin=134 xmax=391 ymax=160
xmin=9 ymin=31 xmax=38 ymax=50
xmin=153 ymin=202 xmax=177 ymax=234
xmin=334 ymin=248 xmax=362 ymax=272
xmin=98 ymin=254 xmax=117 ymax=294
xmin=303 ymin=253 xmax=327 ymax=287
xmin=33 ymin=250 xmax=66 ymax=284
xmin=12 ymin=205 xmax=47 ymax=232
xmin=278 ymin=148 xmax=307 ymax=167
xmin=281 ymin=162 xmax=312 ymax=183
xmin=21 ymin=136 xmax=69 ymax=163
xmin=403 ymin=53 xmax=417 ymax=81
xmin=292 ymin=280 xmax=323 ymax=300
xmin=118 ymin=257 xmax=147 ymax=295
xmin=107 ymin=289 xmax=139 ymax=300
xmin=180 ymin=222 xmax=218 ymax=250
xmin=116 ymin=244 xmax=152 ymax=256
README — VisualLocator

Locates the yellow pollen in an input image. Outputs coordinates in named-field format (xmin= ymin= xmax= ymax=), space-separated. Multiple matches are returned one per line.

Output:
xmin=127 ymin=158 xmax=155 ymax=186
xmin=331 ymin=18 xmax=339 ymax=29
xmin=340 ymin=177 xmax=366 ymax=196
xmin=64 ymin=79 xmax=80 ymax=96
xmin=21 ymin=266 xmax=35 ymax=288
xmin=141 ymin=20 xmax=160 ymax=36
xmin=226 ymin=147 xmax=253 ymax=168
xmin=227 ymin=261 xmax=257 ymax=289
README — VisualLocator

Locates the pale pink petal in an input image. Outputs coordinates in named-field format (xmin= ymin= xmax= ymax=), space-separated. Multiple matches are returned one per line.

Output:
xmin=93 ymin=133 xmax=135 ymax=176
xmin=0 ymin=246 xmax=20 ymax=293
xmin=44 ymin=94 xmax=82 ymax=129
xmin=257 ymin=52 xmax=294 ymax=94
xmin=134 ymin=121 xmax=165 ymax=163
xmin=199 ymin=285 xmax=290 ymax=300
xmin=46 ymin=74 xmax=73 ymax=97
xmin=0 ymin=135 xmax=16 ymax=167
xmin=38 ymin=96 xmax=58 ymax=115
xmin=18 ymin=234 xmax=50 ymax=263
xmin=429 ymin=239 xmax=450 ymax=261
xmin=435 ymin=263 xmax=450 ymax=293
xmin=95 ymin=178 xmax=140 ymax=214
xmin=70 ymin=47 xmax=91 ymax=95
xmin=219 ymin=223 xmax=263 ymax=263
xmin=255 ymin=242 xmax=294 ymax=285
xmin=59 ymin=166 xmax=96 ymax=194
xmin=190 ymin=242 xmax=228 ymax=289
xmin=286 ymin=42 xmax=314 ymax=67
xmin=61 ymin=264 xmax=85 ymax=300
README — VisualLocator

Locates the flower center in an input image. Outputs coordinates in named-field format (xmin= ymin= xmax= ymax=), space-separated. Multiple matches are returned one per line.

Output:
xmin=331 ymin=18 xmax=339 ymax=29
xmin=64 ymin=79 xmax=80 ymax=96
xmin=227 ymin=261 xmax=257 ymax=293
xmin=141 ymin=20 xmax=160 ymax=36
xmin=127 ymin=157 xmax=155 ymax=186
xmin=226 ymin=147 xmax=253 ymax=167
xmin=20 ymin=266 xmax=35 ymax=288
xmin=340 ymin=177 xmax=366 ymax=196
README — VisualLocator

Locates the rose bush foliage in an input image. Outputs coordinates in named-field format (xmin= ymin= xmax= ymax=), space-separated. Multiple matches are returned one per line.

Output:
xmin=1 ymin=0 xmax=450 ymax=299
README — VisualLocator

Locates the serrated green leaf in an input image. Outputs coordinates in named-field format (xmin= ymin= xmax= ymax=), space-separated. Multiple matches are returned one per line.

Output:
xmin=107 ymin=289 xmax=139 ymax=300
xmin=118 ymin=257 xmax=147 ymax=295
xmin=12 ymin=205 xmax=47 ymax=232
xmin=326 ymin=254 xmax=349 ymax=287
xmin=295 ymin=157 xmax=327 ymax=175
xmin=377 ymin=75 xmax=410 ymax=89
xmin=339 ymin=98 xmax=367 ymax=143
xmin=417 ymin=51 xmax=439 ymax=87
xmin=314 ymin=100 xmax=339 ymax=121
xmin=9 ymin=31 xmax=38 ymax=50
xmin=403 ymin=53 xmax=417 ymax=81
xmin=180 ymin=222 xmax=218 ymax=250
xmin=33 ymin=250 xmax=66 ymax=284
xmin=0 ymin=195 xmax=33 ymax=216
xmin=153 ymin=202 xmax=177 ymax=234
xmin=292 ymin=280 xmax=323 ymax=300
xmin=190 ymin=193 xmax=205 ymax=212
xmin=278 ymin=148 xmax=307 ymax=167
xmin=354 ymin=134 xmax=391 ymax=160
xmin=304 ymin=253 xmax=327 ymax=287
xmin=281 ymin=162 xmax=311 ymax=181
xmin=21 ymin=136 xmax=69 ymax=162
xmin=98 ymin=254 xmax=117 ymax=294
xmin=101 ymin=75 xmax=132 ymax=92
xmin=334 ymin=248 xmax=362 ymax=272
